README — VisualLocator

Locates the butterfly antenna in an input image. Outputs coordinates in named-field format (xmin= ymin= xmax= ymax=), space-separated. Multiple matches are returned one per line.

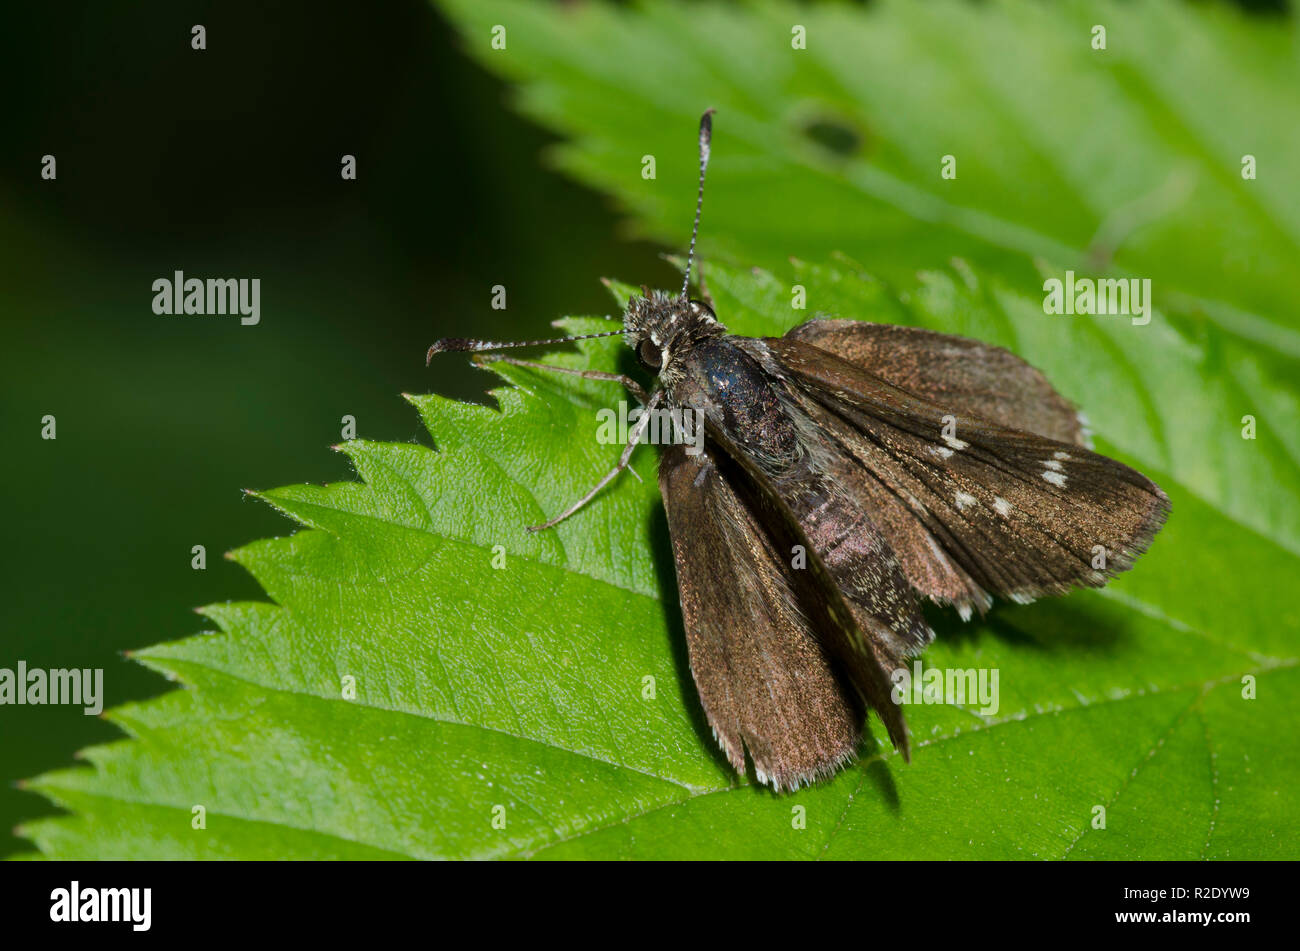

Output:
xmin=681 ymin=108 xmax=715 ymax=299
xmin=426 ymin=329 xmax=627 ymax=365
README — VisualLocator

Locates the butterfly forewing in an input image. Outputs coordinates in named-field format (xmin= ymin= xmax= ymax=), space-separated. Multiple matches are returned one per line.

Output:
xmin=659 ymin=443 xmax=908 ymax=789
xmin=766 ymin=336 xmax=1171 ymax=606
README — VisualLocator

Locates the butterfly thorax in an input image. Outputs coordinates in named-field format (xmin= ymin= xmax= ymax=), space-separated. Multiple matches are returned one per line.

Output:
xmin=678 ymin=336 xmax=803 ymax=471
xmin=624 ymin=291 xmax=802 ymax=472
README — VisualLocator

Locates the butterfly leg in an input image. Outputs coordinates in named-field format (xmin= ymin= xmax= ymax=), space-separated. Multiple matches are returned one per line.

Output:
xmin=527 ymin=389 xmax=664 ymax=532
xmin=471 ymin=354 xmax=650 ymax=405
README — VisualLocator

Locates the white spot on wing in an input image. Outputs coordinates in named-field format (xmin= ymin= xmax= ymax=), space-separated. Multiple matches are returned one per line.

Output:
xmin=942 ymin=434 xmax=968 ymax=450
xmin=1042 ymin=470 xmax=1067 ymax=487
xmin=1076 ymin=412 xmax=1095 ymax=449
xmin=994 ymin=497 xmax=1013 ymax=516
xmin=1043 ymin=459 xmax=1064 ymax=471
xmin=929 ymin=445 xmax=954 ymax=460
xmin=954 ymin=491 xmax=977 ymax=511
xmin=1053 ymin=451 xmax=1071 ymax=461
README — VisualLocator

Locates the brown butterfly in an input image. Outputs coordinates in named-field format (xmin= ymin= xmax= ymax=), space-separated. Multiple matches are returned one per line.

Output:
xmin=428 ymin=111 xmax=1169 ymax=791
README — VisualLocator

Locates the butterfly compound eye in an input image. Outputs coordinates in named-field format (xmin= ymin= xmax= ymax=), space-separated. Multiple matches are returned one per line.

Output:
xmin=689 ymin=299 xmax=716 ymax=319
xmin=637 ymin=337 xmax=664 ymax=373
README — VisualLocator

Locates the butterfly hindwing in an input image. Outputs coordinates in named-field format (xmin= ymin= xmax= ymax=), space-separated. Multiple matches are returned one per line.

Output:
xmin=782 ymin=388 xmax=995 ymax=619
xmin=785 ymin=318 xmax=1088 ymax=445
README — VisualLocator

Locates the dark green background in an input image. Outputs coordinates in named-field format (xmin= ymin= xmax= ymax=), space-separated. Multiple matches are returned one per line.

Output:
xmin=0 ymin=0 xmax=676 ymax=858
xmin=0 ymin=0 xmax=1286 ymax=859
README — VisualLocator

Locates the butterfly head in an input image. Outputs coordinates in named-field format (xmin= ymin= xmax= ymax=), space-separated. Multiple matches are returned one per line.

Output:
xmin=624 ymin=290 xmax=725 ymax=379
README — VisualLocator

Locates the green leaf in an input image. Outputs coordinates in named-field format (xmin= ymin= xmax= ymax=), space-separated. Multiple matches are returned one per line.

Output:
xmin=19 ymin=257 xmax=1300 ymax=859
xmin=432 ymin=0 xmax=1300 ymax=567
xmin=20 ymin=0 xmax=1300 ymax=860
xmin=436 ymin=0 xmax=1300 ymax=362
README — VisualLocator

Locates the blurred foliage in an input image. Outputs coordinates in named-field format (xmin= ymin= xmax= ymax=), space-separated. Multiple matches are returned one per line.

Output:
xmin=0 ymin=0 xmax=668 ymax=857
